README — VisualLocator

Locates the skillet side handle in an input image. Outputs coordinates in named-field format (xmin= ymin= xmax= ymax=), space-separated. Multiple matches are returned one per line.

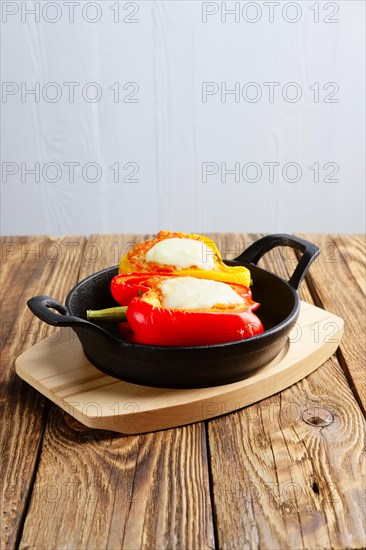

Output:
xmin=27 ymin=296 xmax=119 ymax=344
xmin=27 ymin=295 xmax=122 ymax=344
xmin=235 ymin=234 xmax=320 ymax=290
xmin=27 ymin=295 xmax=89 ymax=327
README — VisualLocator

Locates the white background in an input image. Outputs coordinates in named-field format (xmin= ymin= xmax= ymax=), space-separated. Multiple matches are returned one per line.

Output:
xmin=1 ymin=0 xmax=365 ymax=236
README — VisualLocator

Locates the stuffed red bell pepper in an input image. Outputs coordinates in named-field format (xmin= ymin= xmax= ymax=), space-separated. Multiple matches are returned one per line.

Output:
xmin=88 ymin=273 xmax=264 ymax=346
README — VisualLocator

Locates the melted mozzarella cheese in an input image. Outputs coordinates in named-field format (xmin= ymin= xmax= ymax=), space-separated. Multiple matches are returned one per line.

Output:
xmin=160 ymin=277 xmax=244 ymax=309
xmin=145 ymin=238 xmax=216 ymax=271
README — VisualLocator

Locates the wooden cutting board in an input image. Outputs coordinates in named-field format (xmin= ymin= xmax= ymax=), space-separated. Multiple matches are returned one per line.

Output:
xmin=15 ymin=301 xmax=343 ymax=434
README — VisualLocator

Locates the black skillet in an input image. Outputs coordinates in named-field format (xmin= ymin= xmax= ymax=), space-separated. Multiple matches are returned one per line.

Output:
xmin=27 ymin=234 xmax=320 ymax=388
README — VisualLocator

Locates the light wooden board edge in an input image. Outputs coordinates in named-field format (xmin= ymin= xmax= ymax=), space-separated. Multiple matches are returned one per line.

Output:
xmin=15 ymin=302 xmax=344 ymax=434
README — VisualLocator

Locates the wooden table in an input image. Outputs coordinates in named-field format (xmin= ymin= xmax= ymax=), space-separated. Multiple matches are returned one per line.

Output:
xmin=1 ymin=233 xmax=365 ymax=550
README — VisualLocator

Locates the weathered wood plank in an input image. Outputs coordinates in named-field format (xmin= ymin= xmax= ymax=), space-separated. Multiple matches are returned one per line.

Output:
xmin=208 ymin=357 xmax=366 ymax=550
xmin=297 ymin=233 xmax=365 ymax=412
xmin=19 ymin=234 xmax=215 ymax=550
xmin=338 ymin=234 xmax=365 ymax=295
xmin=6 ymin=232 xmax=365 ymax=549
xmin=19 ymin=408 xmax=214 ymax=550
xmin=207 ymin=233 xmax=366 ymax=549
xmin=1 ymin=236 xmax=86 ymax=548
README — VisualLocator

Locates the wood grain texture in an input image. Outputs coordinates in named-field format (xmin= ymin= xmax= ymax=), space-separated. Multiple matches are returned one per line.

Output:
xmin=19 ymin=409 xmax=214 ymax=550
xmin=297 ymin=233 xmax=366 ymax=412
xmin=15 ymin=302 xmax=344 ymax=434
xmin=208 ymin=357 xmax=366 ymax=550
xmin=207 ymin=233 xmax=366 ymax=550
xmin=18 ymin=234 xmax=215 ymax=549
xmin=1 ymin=236 xmax=86 ymax=548
xmin=3 ymin=232 xmax=365 ymax=550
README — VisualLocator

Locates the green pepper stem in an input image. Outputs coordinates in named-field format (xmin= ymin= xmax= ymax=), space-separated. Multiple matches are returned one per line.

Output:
xmin=87 ymin=306 xmax=127 ymax=321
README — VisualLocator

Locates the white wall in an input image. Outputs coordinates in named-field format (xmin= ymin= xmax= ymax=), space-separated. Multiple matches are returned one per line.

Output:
xmin=1 ymin=0 xmax=365 ymax=236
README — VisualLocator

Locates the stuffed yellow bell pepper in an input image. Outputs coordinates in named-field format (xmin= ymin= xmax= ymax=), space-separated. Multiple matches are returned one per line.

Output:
xmin=119 ymin=230 xmax=251 ymax=287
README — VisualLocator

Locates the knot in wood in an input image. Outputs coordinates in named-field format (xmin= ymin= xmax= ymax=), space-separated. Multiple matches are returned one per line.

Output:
xmin=302 ymin=407 xmax=334 ymax=427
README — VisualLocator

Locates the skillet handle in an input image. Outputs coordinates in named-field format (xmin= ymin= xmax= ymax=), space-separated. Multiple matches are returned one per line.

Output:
xmin=235 ymin=234 xmax=320 ymax=290
xmin=27 ymin=295 xmax=91 ymax=327
xmin=27 ymin=295 xmax=120 ymax=344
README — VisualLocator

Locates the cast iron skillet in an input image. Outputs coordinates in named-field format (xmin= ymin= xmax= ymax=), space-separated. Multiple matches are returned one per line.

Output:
xmin=27 ymin=234 xmax=319 ymax=388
